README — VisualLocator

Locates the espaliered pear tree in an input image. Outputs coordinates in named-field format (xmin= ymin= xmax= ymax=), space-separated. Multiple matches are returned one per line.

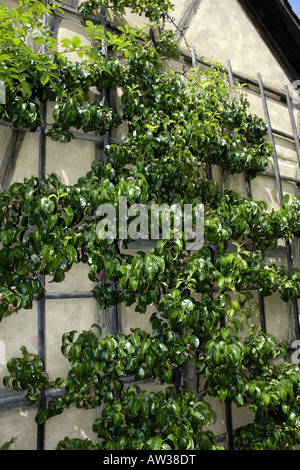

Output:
xmin=1 ymin=0 xmax=300 ymax=450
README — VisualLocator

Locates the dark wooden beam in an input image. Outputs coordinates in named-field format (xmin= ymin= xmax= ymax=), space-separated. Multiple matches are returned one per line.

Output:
xmin=174 ymin=0 xmax=202 ymax=44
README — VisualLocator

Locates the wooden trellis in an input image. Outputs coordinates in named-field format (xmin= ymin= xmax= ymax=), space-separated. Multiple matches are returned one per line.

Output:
xmin=0 ymin=2 xmax=300 ymax=451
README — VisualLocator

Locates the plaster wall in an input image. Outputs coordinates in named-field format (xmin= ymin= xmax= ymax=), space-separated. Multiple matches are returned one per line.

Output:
xmin=0 ymin=0 xmax=299 ymax=449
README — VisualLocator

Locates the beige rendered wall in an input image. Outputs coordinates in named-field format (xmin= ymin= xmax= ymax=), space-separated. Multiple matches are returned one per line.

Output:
xmin=0 ymin=0 xmax=299 ymax=449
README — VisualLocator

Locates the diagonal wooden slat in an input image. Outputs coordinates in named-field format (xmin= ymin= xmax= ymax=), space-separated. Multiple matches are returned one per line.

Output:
xmin=174 ymin=0 xmax=202 ymax=44
xmin=0 ymin=129 xmax=26 ymax=191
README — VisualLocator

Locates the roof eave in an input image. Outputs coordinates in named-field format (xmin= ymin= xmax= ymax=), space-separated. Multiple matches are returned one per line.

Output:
xmin=237 ymin=0 xmax=300 ymax=82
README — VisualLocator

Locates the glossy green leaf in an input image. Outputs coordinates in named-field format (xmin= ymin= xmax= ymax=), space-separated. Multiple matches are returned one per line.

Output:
xmin=35 ymin=408 xmax=49 ymax=424
xmin=65 ymin=244 xmax=77 ymax=264
xmin=51 ymin=252 xmax=62 ymax=270
xmin=148 ymin=437 xmax=162 ymax=450
xmin=140 ymin=338 xmax=151 ymax=356
xmin=0 ymin=229 xmax=12 ymax=245
xmin=13 ymin=245 xmax=25 ymax=259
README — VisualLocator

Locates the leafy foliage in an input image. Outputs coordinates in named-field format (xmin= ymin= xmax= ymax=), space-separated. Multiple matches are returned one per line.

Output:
xmin=77 ymin=0 xmax=174 ymax=21
xmin=58 ymin=386 xmax=218 ymax=450
xmin=1 ymin=0 xmax=300 ymax=451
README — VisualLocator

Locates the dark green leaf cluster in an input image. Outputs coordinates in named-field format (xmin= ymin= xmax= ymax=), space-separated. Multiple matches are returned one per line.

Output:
xmin=199 ymin=326 xmax=287 ymax=406
xmin=235 ymin=411 xmax=300 ymax=450
xmin=3 ymin=346 xmax=62 ymax=404
xmin=1 ymin=171 xmax=300 ymax=321
xmin=57 ymin=386 xmax=218 ymax=450
xmin=235 ymin=363 xmax=300 ymax=449
xmin=0 ymin=51 xmax=121 ymax=140
xmin=77 ymin=0 xmax=174 ymax=21
xmin=107 ymin=66 xmax=272 ymax=179
xmin=0 ymin=2 xmax=177 ymax=140
xmin=4 ymin=322 xmax=199 ymax=425
xmin=90 ymin=386 xmax=215 ymax=450
xmin=1 ymin=0 xmax=300 ymax=451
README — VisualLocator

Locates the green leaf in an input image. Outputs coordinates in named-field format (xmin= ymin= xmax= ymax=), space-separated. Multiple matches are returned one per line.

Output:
xmin=60 ymin=38 xmax=72 ymax=48
xmin=65 ymin=377 xmax=75 ymax=393
xmin=106 ymin=336 xmax=117 ymax=351
xmin=135 ymin=366 xmax=145 ymax=380
xmin=0 ymin=229 xmax=12 ymax=245
xmin=21 ymin=81 xmax=32 ymax=99
xmin=282 ymin=194 xmax=290 ymax=205
xmin=230 ymin=345 xmax=241 ymax=365
xmin=147 ymin=266 xmax=156 ymax=282
xmin=13 ymin=245 xmax=25 ymax=259
xmin=35 ymin=408 xmax=49 ymax=424
xmin=129 ymin=277 xmax=139 ymax=291
xmin=141 ymin=399 xmax=150 ymax=417
xmin=163 ymin=368 xmax=173 ymax=383
xmin=47 ymin=213 xmax=58 ymax=229
xmin=28 ymin=278 xmax=39 ymax=294
xmin=0 ymin=438 xmax=14 ymax=450
xmin=105 ymin=440 xmax=116 ymax=450
xmin=131 ymin=334 xmax=141 ymax=349
xmin=262 ymin=393 xmax=270 ymax=406
xmin=62 ymin=206 xmax=74 ymax=226
xmin=282 ymin=403 xmax=290 ymax=414
xmin=41 ymin=244 xmax=55 ymax=263
xmin=74 ymin=361 xmax=84 ymax=378
xmin=154 ymin=255 xmax=165 ymax=273
xmin=158 ymin=342 xmax=168 ymax=357
xmin=236 ymin=393 xmax=244 ymax=407
xmin=166 ymin=433 xmax=178 ymax=446
xmin=40 ymin=73 xmax=50 ymax=85
xmin=94 ymin=360 xmax=107 ymax=374
xmin=117 ymin=435 xmax=127 ymax=450
xmin=161 ymin=442 xmax=172 ymax=450
xmin=212 ymin=348 xmax=221 ymax=365
xmin=130 ymin=397 xmax=141 ymax=416
xmin=41 ymin=197 xmax=55 ymax=214
xmin=156 ymin=410 xmax=166 ymax=428
xmin=148 ymin=437 xmax=162 ymax=450
xmin=248 ymin=382 xmax=257 ymax=396
xmin=217 ymin=276 xmax=226 ymax=289
xmin=219 ymin=388 xmax=227 ymax=403
xmin=113 ymin=411 xmax=122 ymax=427
xmin=171 ymin=288 xmax=181 ymax=299
xmin=51 ymin=252 xmax=61 ymax=271
xmin=65 ymin=244 xmax=77 ymax=264
xmin=51 ymin=271 xmax=64 ymax=283
xmin=220 ymin=327 xmax=229 ymax=341
xmin=123 ymin=340 xmax=134 ymax=355
xmin=140 ymin=338 xmax=151 ymax=356
xmin=156 ymin=240 xmax=166 ymax=254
